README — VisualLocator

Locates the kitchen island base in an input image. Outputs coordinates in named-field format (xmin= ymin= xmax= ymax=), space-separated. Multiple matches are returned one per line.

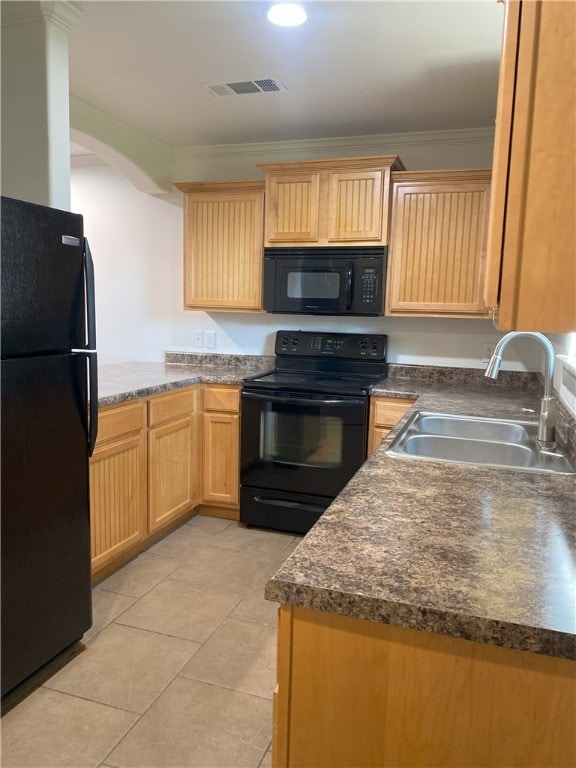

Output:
xmin=273 ymin=605 xmax=575 ymax=768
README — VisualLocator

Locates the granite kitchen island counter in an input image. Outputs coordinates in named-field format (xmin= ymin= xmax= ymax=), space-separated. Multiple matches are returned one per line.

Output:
xmin=266 ymin=383 xmax=576 ymax=661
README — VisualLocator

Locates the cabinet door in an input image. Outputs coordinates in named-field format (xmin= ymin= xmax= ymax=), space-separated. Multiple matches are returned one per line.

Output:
xmin=265 ymin=173 xmax=320 ymax=243
xmin=148 ymin=415 xmax=199 ymax=532
xmin=275 ymin=606 xmax=576 ymax=768
xmin=90 ymin=432 xmax=147 ymax=574
xmin=368 ymin=396 xmax=415 ymax=455
xmin=387 ymin=175 xmax=491 ymax=316
xmin=484 ymin=0 xmax=520 ymax=313
xmin=485 ymin=0 xmax=575 ymax=331
xmin=327 ymin=170 xmax=383 ymax=242
xmin=178 ymin=182 xmax=264 ymax=311
xmin=202 ymin=411 xmax=240 ymax=505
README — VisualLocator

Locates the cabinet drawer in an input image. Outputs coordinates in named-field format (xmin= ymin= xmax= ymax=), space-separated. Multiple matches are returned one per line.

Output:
xmin=203 ymin=386 xmax=239 ymax=413
xmin=148 ymin=388 xmax=196 ymax=427
xmin=371 ymin=397 xmax=414 ymax=427
xmin=97 ymin=401 xmax=145 ymax=444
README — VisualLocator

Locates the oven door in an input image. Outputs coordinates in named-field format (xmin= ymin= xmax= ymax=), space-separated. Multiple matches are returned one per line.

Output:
xmin=264 ymin=257 xmax=353 ymax=314
xmin=240 ymin=389 xmax=368 ymax=499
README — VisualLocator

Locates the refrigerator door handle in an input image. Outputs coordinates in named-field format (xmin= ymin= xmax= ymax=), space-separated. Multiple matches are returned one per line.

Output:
xmin=87 ymin=349 xmax=98 ymax=456
xmin=83 ymin=238 xmax=97 ymax=351
xmin=82 ymin=238 xmax=98 ymax=455
xmin=70 ymin=348 xmax=98 ymax=455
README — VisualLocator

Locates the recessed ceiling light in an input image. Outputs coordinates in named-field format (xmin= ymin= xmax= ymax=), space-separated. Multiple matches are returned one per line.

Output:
xmin=267 ymin=3 xmax=307 ymax=27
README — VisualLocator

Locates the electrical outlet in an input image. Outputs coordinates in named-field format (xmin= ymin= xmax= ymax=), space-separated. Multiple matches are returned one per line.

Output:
xmin=204 ymin=331 xmax=216 ymax=349
xmin=482 ymin=343 xmax=495 ymax=363
xmin=192 ymin=331 xmax=204 ymax=348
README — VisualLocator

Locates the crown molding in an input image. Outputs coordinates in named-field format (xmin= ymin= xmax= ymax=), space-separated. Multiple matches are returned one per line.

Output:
xmin=1 ymin=1 xmax=83 ymax=32
xmin=41 ymin=2 xmax=83 ymax=33
xmin=172 ymin=127 xmax=495 ymax=163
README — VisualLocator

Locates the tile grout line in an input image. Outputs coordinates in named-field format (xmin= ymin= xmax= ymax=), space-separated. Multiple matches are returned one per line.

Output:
xmin=10 ymin=520 xmax=286 ymax=768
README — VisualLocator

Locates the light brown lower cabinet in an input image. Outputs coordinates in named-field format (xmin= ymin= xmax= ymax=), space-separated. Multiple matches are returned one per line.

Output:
xmin=89 ymin=401 xmax=148 ymax=578
xmin=90 ymin=386 xmax=202 ymax=579
xmin=201 ymin=385 xmax=240 ymax=518
xmin=273 ymin=605 xmax=576 ymax=768
xmin=147 ymin=387 xmax=201 ymax=532
xmin=368 ymin=396 xmax=415 ymax=455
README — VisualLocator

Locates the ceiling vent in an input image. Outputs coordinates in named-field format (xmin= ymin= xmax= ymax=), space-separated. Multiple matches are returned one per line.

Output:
xmin=201 ymin=78 xmax=287 ymax=97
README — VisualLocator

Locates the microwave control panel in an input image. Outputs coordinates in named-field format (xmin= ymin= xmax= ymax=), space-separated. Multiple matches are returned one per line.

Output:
xmin=275 ymin=330 xmax=387 ymax=360
xmin=359 ymin=266 xmax=379 ymax=306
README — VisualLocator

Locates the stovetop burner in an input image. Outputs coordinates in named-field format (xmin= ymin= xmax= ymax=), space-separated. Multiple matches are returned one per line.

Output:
xmin=243 ymin=330 xmax=388 ymax=396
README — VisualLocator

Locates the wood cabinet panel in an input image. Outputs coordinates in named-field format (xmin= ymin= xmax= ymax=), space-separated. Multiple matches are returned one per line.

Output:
xmin=96 ymin=401 xmax=145 ymax=444
xmin=90 ymin=432 xmax=147 ymax=573
xmin=91 ymin=388 xmax=202 ymax=578
xmin=259 ymin=156 xmax=403 ymax=247
xmin=387 ymin=171 xmax=491 ymax=316
xmin=485 ymin=0 xmax=576 ymax=331
xmin=148 ymin=388 xmax=196 ymax=427
xmin=203 ymin=386 xmax=240 ymax=413
xmin=202 ymin=411 xmax=240 ymax=505
xmin=175 ymin=180 xmax=265 ymax=311
xmin=275 ymin=605 xmax=576 ymax=768
xmin=327 ymin=170 xmax=383 ymax=241
xmin=148 ymin=415 xmax=199 ymax=532
xmin=484 ymin=0 xmax=520 ymax=312
xmin=265 ymin=173 xmax=320 ymax=242
xmin=371 ymin=396 xmax=415 ymax=427
xmin=368 ymin=396 xmax=414 ymax=455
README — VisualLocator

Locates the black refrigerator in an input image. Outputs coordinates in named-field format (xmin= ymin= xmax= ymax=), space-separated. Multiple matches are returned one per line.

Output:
xmin=1 ymin=196 xmax=98 ymax=697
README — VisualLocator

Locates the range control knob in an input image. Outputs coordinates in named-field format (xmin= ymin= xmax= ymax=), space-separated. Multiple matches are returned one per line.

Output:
xmin=359 ymin=339 xmax=368 ymax=350
xmin=281 ymin=336 xmax=290 ymax=346
xmin=292 ymin=337 xmax=300 ymax=346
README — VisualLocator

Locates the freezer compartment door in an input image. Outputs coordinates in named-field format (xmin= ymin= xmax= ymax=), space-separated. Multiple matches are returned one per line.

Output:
xmin=1 ymin=354 xmax=92 ymax=696
xmin=1 ymin=196 xmax=85 ymax=356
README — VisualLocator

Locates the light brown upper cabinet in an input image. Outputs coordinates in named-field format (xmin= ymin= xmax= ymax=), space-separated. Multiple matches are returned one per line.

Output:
xmin=484 ymin=0 xmax=575 ymax=332
xmin=258 ymin=156 xmax=404 ymax=247
xmin=386 ymin=170 xmax=491 ymax=317
xmin=175 ymin=180 xmax=265 ymax=311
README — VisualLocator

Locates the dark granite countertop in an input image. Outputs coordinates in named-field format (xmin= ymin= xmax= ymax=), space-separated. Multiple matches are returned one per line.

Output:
xmin=97 ymin=358 xmax=575 ymax=660
xmin=265 ymin=381 xmax=576 ymax=661
xmin=97 ymin=358 xmax=273 ymax=407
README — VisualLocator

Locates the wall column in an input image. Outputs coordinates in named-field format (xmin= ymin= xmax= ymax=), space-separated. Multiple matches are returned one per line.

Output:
xmin=1 ymin=1 xmax=82 ymax=209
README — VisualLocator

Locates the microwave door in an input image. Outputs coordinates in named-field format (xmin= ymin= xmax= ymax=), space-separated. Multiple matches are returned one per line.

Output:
xmin=276 ymin=261 xmax=348 ymax=314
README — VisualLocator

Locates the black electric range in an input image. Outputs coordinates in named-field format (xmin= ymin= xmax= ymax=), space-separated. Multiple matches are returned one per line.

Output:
xmin=240 ymin=330 xmax=388 ymax=534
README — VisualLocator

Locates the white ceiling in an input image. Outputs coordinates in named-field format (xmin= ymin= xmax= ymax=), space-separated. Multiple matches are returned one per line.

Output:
xmin=68 ymin=1 xmax=504 ymax=151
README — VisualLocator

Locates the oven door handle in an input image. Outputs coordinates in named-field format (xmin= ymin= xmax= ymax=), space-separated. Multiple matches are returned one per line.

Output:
xmin=253 ymin=496 xmax=327 ymax=514
xmin=242 ymin=391 xmax=365 ymax=407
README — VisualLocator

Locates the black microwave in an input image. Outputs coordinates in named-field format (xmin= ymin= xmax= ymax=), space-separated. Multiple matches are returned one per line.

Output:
xmin=263 ymin=246 xmax=386 ymax=316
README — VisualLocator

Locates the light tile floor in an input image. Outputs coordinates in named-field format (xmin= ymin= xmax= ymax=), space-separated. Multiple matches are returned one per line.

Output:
xmin=2 ymin=515 xmax=301 ymax=768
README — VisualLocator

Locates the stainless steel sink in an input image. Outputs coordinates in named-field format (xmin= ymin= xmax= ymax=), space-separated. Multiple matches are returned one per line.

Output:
xmin=415 ymin=414 xmax=530 ymax=443
xmin=386 ymin=411 xmax=576 ymax=474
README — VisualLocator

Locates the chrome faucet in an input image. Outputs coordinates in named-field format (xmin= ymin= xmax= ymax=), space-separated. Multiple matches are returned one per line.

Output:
xmin=484 ymin=332 xmax=557 ymax=450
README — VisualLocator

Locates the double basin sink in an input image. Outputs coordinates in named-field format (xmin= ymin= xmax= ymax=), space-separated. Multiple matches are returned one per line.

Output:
xmin=386 ymin=411 xmax=575 ymax=475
